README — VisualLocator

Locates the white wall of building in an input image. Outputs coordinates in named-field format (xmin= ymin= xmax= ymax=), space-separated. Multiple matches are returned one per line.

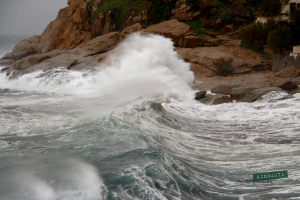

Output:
xmin=282 ymin=0 xmax=300 ymax=15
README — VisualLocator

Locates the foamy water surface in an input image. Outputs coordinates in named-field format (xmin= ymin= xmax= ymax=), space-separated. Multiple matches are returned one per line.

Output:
xmin=0 ymin=34 xmax=300 ymax=200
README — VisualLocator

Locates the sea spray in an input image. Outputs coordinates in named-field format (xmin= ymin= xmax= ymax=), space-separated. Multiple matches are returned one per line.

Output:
xmin=0 ymin=33 xmax=195 ymax=102
xmin=1 ymin=35 xmax=300 ymax=199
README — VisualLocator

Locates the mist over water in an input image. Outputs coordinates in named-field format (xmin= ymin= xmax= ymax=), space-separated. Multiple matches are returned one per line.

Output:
xmin=1 ymin=34 xmax=300 ymax=199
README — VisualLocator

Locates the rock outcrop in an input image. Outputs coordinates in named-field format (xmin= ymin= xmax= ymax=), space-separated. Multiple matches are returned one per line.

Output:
xmin=2 ymin=0 xmax=298 ymax=105
xmin=5 ymin=32 xmax=120 ymax=78
xmin=176 ymin=46 xmax=270 ymax=76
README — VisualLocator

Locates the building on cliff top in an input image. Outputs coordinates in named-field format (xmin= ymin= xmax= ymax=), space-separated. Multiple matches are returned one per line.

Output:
xmin=282 ymin=0 xmax=300 ymax=15
xmin=257 ymin=0 xmax=300 ymax=24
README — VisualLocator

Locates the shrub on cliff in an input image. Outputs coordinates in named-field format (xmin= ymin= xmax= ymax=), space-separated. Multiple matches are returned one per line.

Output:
xmin=214 ymin=57 xmax=234 ymax=76
xmin=267 ymin=24 xmax=292 ymax=54
xmin=147 ymin=0 xmax=176 ymax=25
xmin=238 ymin=22 xmax=268 ymax=52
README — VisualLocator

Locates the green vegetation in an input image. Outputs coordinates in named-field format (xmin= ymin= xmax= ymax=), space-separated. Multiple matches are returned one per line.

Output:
xmin=238 ymin=9 xmax=299 ymax=54
xmin=220 ymin=11 xmax=235 ymax=25
xmin=87 ymin=0 xmax=299 ymax=52
xmin=258 ymin=0 xmax=282 ymax=17
xmin=146 ymin=0 xmax=176 ymax=25
xmin=186 ymin=0 xmax=202 ymax=10
xmin=185 ymin=20 xmax=203 ymax=33
xmin=267 ymin=24 xmax=292 ymax=54
xmin=211 ymin=0 xmax=222 ymax=10
xmin=213 ymin=57 xmax=234 ymax=76
xmin=92 ymin=0 xmax=148 ymax=20
xmin=238 ymin=22 xmax=267 ymax=52
xmin=90 ymin=0 xmax=149 ymax=33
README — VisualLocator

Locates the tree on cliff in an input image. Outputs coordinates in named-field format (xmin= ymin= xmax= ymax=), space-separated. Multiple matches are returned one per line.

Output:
xmin=238 ymin=22 xmax=268 ymax=52
xmin=267 ymin=24 xmax=292 ymax=54
xmin=257 ymin=0 xmax=290 ymax=17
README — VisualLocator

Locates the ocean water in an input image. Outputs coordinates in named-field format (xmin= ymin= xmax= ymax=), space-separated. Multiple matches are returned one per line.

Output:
xmin=0 ymin=34 xmax=300 ymax=200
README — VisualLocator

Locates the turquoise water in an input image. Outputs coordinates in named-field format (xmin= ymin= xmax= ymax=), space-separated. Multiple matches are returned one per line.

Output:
xmin=1 ymin=35 xmax=300 ymax=200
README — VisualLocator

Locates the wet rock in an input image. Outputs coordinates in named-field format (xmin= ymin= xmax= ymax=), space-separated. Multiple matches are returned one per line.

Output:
xmin=230 ymin=86 xmax=258 ymax=100
xmin=10 ymin=54 xmax=53 ymax=70
xmin=290 ymin=87 xmax=300 ymax=95
xmin=195 ymin=91 xmax=207 ymax=100
xmin=175 ymin=46 xmax=267 ymax=75
xmin=198 ymin=93 xmax=220 ymax=104
xmin=81 ymin=32 xmax=120 ymax=54
xmin=2 ymin=38 xmax=39 ymax=61
xmin=190 ymin=63 xmax=215 ymax=77
xmin=277 ymin=139 xmax=293 ymax=144
xmin=212 ymin=96 xmax=233 ymax=105
xmin=120 ymin=23 xmax=142 ymax=37
xmin=5 ymin=32 xmax=120 ymax=77
xmin=192 ymin=75 xmax=237 ymax=91
xmin=2 ymin=52 xmax=14 ymax=60
xmin=211 ymin=82 xmax=242 ymax=95
xmin=180 ymin=35 xmax=205 ymax=48
xmin=272 ymin=78 xmax=298 ymax=91
xmin=238 ymin=87 xmax=284 ymax=102
xmin=142 ymin=19 xmax=194 ymax=47
xmin=275 ymin=66 xmax=300 ymax=78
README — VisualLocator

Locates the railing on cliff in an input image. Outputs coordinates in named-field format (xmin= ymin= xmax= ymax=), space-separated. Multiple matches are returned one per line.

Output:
xmin=272 ymin=52 xmax=300 ymax=71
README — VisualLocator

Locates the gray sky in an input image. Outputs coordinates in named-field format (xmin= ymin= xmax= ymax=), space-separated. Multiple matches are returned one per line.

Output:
xmin=0 ymin=0 xmax=68 ymax=36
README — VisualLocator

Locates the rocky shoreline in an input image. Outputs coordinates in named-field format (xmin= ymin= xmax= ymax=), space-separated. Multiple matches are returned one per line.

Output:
xmin=1 ymin=0 xmax=299 ymax=104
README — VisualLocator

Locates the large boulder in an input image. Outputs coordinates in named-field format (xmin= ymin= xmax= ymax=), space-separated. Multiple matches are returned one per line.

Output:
xmin=290 ymin=87 xmax=300 ymax=95
xmin=238 ymin=87 xmax=284 ymax=102
xmin=5 ymin=32 xmax=120 ymax=78
xmin=120 ymin=23 xmax=142 ymax=37
xmin=212 ymin=96 xmax=233 ymax=105
xmin=230 ymin=86 xmax=258 ymax=100
xmin=175 ymin=46 xmax=268 ymax=75
xmin=272 ymin=78 xmax=298 ymax=91
xmin=195 ymin=91 xmax=207 ymax=100
xmin=81 ymin=32 xmax=120 ymax=54
xmin=190 ymin=63 xmax=215 ymax=77
xmin=275 ymin=66 xmax=300 ymax=78
xmin=2 ymin=36 xmax=40 ymax=60
xmin=211 ymin=82 xmax=242 ymax=95
xmin=142 ymin=19 xmax=195 ymax=46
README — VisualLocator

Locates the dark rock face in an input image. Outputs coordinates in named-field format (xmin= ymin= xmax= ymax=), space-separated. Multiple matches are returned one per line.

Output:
xmin=198 ymin=94 xmax=232 ymax=105
xmin=5 ymin=32 xmax=120 ymax=78
xmin=212 ymin=96 xmax=233 ymax=105
xmin=211 ymin=82 xmax=242 ymax=95
xmin=230 ymin=87 xmax=258 ymax=100
xmin=272 ymin=78 xmax=298 ymax=91
xmin=290 ymin=87 xmax=300 ymax=95
xmin=238 ymin=87 xmax=284 ymax=102
xmin=195 ymin=91 xmax=207 ymax=100
xmin=275 ymin=66 xmax=300 ymax=78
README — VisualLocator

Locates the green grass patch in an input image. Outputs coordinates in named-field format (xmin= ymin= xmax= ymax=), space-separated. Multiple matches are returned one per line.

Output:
xmin=92 ymin=0 xmax=148 ymax=20
xmin=185 ymin=20 xmax=203 ymax=34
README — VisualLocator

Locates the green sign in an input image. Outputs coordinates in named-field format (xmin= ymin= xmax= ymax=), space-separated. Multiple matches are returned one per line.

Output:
xmin=253 ymin=170 xmax=288 ymax=181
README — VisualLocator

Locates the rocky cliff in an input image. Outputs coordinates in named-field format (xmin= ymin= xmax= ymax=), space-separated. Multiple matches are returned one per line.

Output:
xmin=1 ymin=0 xmax=299 ymax=102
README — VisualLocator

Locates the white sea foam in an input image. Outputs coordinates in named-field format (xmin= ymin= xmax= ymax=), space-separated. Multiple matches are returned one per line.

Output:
xmin=7 ymin=158 xmax=105 ymax=200
xmin=0 ymin=33 xmax=195 ymax=102
xmin=163 ymin=91 xmax=300 ymax=124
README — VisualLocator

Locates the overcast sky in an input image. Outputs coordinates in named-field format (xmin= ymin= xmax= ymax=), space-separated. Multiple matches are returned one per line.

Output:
xmin=0 ymin=0 xmax=68 ymax=36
